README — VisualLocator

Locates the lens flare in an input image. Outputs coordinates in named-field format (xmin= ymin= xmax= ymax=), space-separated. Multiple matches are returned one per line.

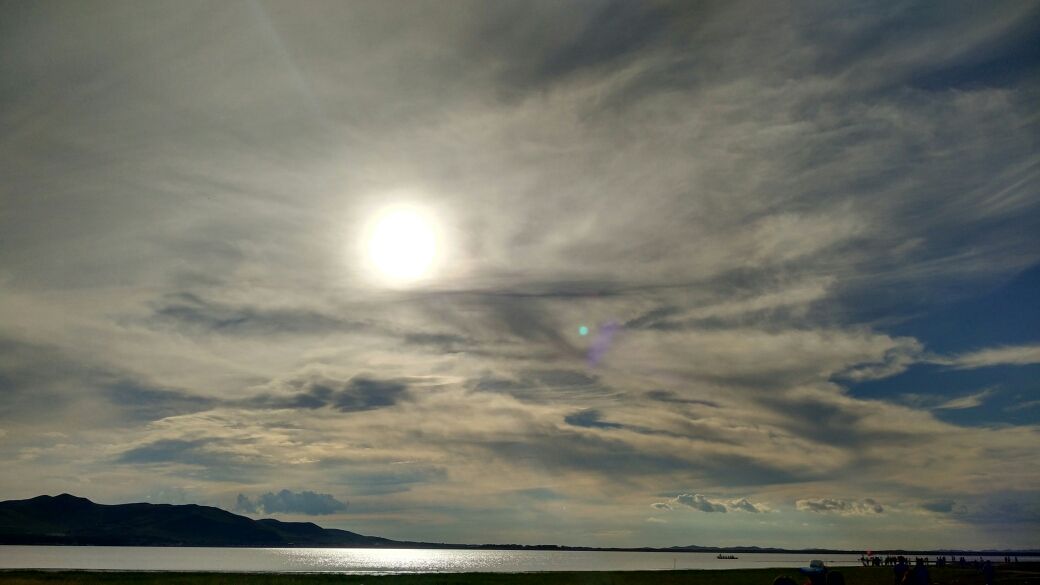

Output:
xmin=587 ymin=321 xmax=620 ymax=366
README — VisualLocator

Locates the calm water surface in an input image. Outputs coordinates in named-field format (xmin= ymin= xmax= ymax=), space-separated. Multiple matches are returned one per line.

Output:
xmin=0 ymin=547 xmax=945 ymax=573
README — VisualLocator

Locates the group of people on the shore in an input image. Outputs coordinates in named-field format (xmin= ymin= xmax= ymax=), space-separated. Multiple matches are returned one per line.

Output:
xmin=857 ymin=553 xmax=1018 ymax=584
xmin=859 ymin=554 xmax=1021 ymax=568
xmin=775 ymin=555 xmax=1016 ymax=585
xmin=892 ymin=557 xmax=933 ymax=585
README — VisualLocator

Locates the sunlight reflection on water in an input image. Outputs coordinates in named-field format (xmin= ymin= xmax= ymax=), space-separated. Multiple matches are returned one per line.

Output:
xmin=277 ymin=548 xmax=508 ymax=572
xmin=0 ymin=546 xmax=982 ymax=573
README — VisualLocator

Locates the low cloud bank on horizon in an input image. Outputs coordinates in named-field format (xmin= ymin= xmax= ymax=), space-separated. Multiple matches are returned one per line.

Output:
xmin=0 ymin=1 xmax=1038 ymax=549
xmin=235 ymin=489 xmax=348 ymax=516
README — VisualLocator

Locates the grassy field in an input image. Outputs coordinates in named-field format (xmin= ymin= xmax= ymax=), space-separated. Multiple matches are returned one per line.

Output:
xmin=1 ymin=566 xmax=1038 ymax=585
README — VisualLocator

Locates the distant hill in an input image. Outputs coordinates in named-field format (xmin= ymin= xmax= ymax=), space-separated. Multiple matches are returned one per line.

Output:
xmin=0 ymin=494 xmax=393 ymax=547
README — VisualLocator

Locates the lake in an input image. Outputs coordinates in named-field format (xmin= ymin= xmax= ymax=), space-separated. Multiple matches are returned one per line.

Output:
xmin=0 ymin=547 xmax=973 ymax=573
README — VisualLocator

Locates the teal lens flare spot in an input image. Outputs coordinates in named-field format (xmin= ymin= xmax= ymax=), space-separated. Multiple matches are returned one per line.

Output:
xmin=579 ymin=325 xmax=589 ymax=336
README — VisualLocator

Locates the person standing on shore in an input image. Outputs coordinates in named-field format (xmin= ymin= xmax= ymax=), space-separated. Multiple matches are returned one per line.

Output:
xmin=894 ymin=557 xmax=909 ymax=584
xmin=910 ymin=558 xmax=930 ymax=585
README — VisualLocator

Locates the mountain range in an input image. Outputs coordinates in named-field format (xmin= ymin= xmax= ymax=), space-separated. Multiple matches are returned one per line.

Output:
xmin=0 ymin=494 xmax=390 ymax=547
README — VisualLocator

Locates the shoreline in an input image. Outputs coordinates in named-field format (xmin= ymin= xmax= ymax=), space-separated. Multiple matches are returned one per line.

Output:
xmin=2 ymin=541 xmax=1031 ymax=553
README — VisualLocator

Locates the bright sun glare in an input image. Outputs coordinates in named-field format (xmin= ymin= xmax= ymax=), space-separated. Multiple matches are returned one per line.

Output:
xmin=366 ymin=206 xmax=438 ymax=284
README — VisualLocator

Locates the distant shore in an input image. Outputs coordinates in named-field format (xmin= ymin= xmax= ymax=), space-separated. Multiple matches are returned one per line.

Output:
xmin=3 ymin=565 xmax=1039 ymax=585
xmin=3 ymin=542 xmax=1038 ymax=555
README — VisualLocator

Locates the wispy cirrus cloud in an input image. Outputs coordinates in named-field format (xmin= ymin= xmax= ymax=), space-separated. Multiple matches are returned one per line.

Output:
xmin=899 ymin=389 xmax=997 ymax=411
xmin=0 ymin=0 xmax=1038 ymax=550
xmin=932 ymin=344 xmax=1040 ymax=370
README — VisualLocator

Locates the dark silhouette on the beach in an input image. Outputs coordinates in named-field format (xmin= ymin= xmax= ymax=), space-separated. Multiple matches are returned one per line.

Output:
xmin=909 ymin=558 xmax=930 ymax=585
xmin=982 ymin=560 xmax=995 ymax=585
xmin=800 ymin=560 xmax=828 ymax=585
xmin=894 ymin=556 xmax=910 ymax=584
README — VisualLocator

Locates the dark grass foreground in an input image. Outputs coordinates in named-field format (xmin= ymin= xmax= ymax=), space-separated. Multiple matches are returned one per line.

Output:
xmin=2 ymin=566 xmax=1039 ymax=585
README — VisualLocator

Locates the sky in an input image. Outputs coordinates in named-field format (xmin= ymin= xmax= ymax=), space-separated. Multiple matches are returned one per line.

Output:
xmin=1 ymin=1 xmax=1038 ymax=551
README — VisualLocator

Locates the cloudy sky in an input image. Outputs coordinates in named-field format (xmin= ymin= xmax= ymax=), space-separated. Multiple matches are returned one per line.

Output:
xmin=1 ymin=1 xmax=1039 ymax=550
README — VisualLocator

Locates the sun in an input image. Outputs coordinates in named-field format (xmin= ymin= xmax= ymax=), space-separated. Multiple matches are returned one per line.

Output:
xmin=365 ymin=206 xmax=438 ymax=284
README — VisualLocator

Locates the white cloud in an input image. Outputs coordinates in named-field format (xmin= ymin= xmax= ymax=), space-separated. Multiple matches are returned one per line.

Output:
xmin=235 ymin=489 xmax=348 ymax=516
xmin=1005 ymin=399 xmax=1040 ymax=412
xmin=936 ymin=344 xmax=1040 ymax=369
xmin=899 ymin=388 xmax=996 ymax=411
xmin=796 ymin=498 xmax=884 ymax=515
xmin=653 ymin=494 xmax=764 ymax=514
xmin=935 ymin=389 xmax=996 ymax=410
xmin=728 ymin=497 xmax=764 ymax=514
xmin=675 ymin=494 xmax=728 ymax=513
